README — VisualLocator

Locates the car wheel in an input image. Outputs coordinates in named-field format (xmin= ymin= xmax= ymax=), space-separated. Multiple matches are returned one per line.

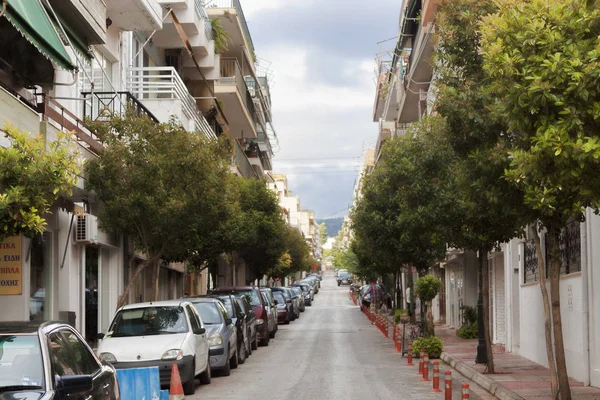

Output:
xmin=238 ymin=340 xmax=246 ymax=364
xmin=221 ymin=353 xmax=231 ymax=376
xmin=260 ymin=335 xmax=270 ymax=347
xmin=338 ymin=282 xmax=341 ymax=286
xmin=183 ymin=365 xmax=196 ymax=396
xmin=199 ymin=358 xmax=211 ymax=385
xmin=269 ymin=327 xmax=275 ymax=339
xmin=251 ymin=332 xmax=258 ymax=350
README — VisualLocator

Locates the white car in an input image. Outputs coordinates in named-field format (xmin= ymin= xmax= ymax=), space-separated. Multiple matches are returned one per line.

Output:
xmin=97 ymin=300 xmax=211 ymax=395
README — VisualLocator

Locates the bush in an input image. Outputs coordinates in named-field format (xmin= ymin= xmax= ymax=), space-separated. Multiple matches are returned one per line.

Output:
xmin=457 ymin=322 xmax=478 ymax=339
xmin=412 ymin=336 xmax=444 ymax=359
xmin=460 ymin=305 xmax=477 ymax=325
xmin=394 ymin=309 xmax=408 ymax=325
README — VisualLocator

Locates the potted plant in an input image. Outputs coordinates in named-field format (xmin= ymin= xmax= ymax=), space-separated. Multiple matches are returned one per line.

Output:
xmin=245 ymin=141 xmax=259 ymax=158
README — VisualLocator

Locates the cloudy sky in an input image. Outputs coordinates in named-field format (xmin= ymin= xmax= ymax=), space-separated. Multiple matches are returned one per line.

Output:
xmin=242 ymin=0 xmax=401 ymax=219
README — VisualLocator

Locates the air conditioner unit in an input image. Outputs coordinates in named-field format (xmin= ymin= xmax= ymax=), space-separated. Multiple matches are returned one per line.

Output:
xmin=75 ymin=214 xmax=98 ymax=244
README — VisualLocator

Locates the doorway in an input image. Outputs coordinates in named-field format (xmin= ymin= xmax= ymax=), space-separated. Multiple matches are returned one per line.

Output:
xmin=85 ymin=247 xmax=99 ymax=345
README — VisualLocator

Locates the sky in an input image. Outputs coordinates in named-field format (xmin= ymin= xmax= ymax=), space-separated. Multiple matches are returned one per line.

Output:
xmin=241 ymin=0 xmax=402 ymax=219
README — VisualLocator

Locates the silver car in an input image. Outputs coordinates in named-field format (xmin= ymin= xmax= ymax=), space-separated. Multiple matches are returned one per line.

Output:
xmin=189 ymin=298 xmax=238 ymax=377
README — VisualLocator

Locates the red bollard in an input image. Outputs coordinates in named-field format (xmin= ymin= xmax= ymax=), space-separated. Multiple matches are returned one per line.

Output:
xmin=462 ymin=382 xmax=470 ymax=399
xmin=445 ymin=371 xmax=452 ymax=400
xmin=421 ymin=353 xmax=430 ymax=381
xmin=418 ymin=349 xmax=424 ymax=375
xmin=407 ymin=342 xmax=414 ymax=366
xmin=385 ymin=319 xmax=389 ymax=338
xmin=432 ymin=361 xmax=442 ymax=392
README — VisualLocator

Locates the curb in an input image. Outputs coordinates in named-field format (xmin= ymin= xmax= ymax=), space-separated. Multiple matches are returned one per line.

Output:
xmin=440 ymin=352 xmax=525 ymax=400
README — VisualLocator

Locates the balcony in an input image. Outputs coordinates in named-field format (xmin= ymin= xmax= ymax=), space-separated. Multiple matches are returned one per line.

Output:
xmin=153 ymin=0 xmax=213 ymax=56
xmin=51 ymin=0 xmax=107 ymax=44
xmin=205 ymin=0 xmax=255 ymax=67
xmin=126 ymin=66 xmax=216 ymax=139
xmin=81 ymin=91 xmax=159 ymax=123
xmin=105 ymin=0 xmax=162 ymax=31
xmin=233 ymin=139 xmax=258 ymax=179
xmin=215 ymin=58 xmax=257 ymax=139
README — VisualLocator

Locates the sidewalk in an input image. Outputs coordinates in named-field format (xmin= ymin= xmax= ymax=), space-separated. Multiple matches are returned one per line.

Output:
xmin=436 ymin=324 xmax=600 ymax=400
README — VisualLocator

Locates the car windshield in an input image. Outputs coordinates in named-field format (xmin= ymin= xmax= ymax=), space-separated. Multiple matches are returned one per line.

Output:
xmin=216 ymin=290 xmax=261 ymax=307
xmin=0 ymin=334 xmax=44 ymax=390
xmin=109 ymin=306 xmax=188 ymax=337
xmin=272 ymin=292 xmax=285 ymax=303
xmin=193 ymin=303 xmax=222 ymax=325
xmin=217 ymin=297 xmax=234 ymax=316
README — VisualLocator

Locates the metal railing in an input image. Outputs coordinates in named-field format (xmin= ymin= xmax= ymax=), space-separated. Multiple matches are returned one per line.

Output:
xmin=234 ymin=139 xmax=258 ymax=179
xmin=194 ymin=0 xmax=214 ymax=41
xmin=203 ymin=0 xmax=254 ymax=51
xmin=125 ymin=66 xmax=216 ymax=139
xmin=81 ymin=91 xmax=159 ymax=123
xmin=219 ymin=58 xmax=256 ymax=119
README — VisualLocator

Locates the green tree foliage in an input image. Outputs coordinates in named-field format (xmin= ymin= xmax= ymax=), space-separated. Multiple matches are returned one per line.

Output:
xmin=434 ymin=0 xmax=529 ymax=373
xmin=0 ymin=123 xmax=79 ymax=242
xmin=415 ymin=275 xmax=442 ymax=303
xmin=231 ymin=177 xmax=287 ymax=279
xmin=351 ymin=116 xmax=458 ymax=277
xmin=318 ymin=222 xmax=328 ymax=245
xmin=480 ymin=1 xmax=600 ymax=397
xmin=85 ymin=111 xmax=232 ymax=307
xmin=211 ymin=18 xmax=232 ymax=55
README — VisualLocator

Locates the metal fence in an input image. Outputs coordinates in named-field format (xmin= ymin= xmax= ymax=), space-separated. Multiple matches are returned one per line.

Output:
xmin=194 ymin=0 xmax=214 ymax=41
xmin=81 ymin=91 xmax=159 ymax=123
xmin=234 ymin=139 xmax=258 ymax=179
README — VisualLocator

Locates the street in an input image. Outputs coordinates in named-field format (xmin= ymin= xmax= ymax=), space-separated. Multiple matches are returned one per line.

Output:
xmin=190 ymin=272 xmax=482 ymax=400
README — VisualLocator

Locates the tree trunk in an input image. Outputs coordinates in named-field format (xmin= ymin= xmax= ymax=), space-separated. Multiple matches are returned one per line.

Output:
xmin=547 ymin=227 xmax=572 ymax=400
xmin=153 ymin=259 xmax=161 ymax=302
xmin=481 ymin=247 xmax=495 ymax=374
xmin=117 ymin=256 xmax=150 ymax=310
xmin=532 ymin=227 xmax=559 ymax=398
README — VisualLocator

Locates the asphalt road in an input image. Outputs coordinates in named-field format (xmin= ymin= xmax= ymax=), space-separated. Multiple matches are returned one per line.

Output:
xmin=189 ymin=272 xmax=485 ymax=400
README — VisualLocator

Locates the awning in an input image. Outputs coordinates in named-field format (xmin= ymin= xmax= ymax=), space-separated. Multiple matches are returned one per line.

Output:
xmin=3 ymin=0 xmax=76 ymax=70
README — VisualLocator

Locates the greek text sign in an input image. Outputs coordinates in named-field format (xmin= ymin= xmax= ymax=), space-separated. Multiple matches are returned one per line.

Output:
xmin=0 ymin=236 xmax=22 ymax=295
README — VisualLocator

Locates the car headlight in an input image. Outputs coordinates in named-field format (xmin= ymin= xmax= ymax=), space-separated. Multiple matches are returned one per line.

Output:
xmin=208 ymin=333 xmax=224 ymax=347
xmin=100 ymin=352 xmax=117 ymax=363
xmin=161 ymin=349 xmax=184 ymax=361
xmin=256 ymin=319 xmax=265 ymax=325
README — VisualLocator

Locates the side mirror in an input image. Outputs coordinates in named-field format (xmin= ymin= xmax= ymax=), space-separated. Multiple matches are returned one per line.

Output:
xmin=273 ymin=300 xmax=278 ymax=305
xmin=194 ymin=327 xmax=206 ymax=335
xmin=56 ymin=375 xmax=93 ymax=395
xmin=97 ymin=333 xmax=105 ymax=340
xmin=225 ymin=318 xmax=232 ymax=325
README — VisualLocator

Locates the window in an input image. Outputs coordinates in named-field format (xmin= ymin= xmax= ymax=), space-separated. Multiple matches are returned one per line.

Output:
xmin=48 ymin=332 xmax=78 ymax=377
xmin=0 ymin=334 xmax=44 ymax=388
xmin=109 ymin=306 xmax=188 ymax=337
xmin=193 ymin=303 xmax=223 ymax=325
xmin=217 ymin=301 xmax=229 ymax=321
xmin=61 ymin=330 xmax=100 ymax=375
xmin=29 ymin=233 xmax=52 ymax=322
xmin=219 ymin=297 xmax=234 ymax=316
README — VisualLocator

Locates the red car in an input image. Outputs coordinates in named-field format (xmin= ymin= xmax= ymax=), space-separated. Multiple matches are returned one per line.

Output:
xmin=211 ymin=286 xmax=271 ymax=346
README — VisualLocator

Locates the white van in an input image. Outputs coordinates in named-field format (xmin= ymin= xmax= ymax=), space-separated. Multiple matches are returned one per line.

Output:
xmin=97 ymin=300 xmax=210 ymax=395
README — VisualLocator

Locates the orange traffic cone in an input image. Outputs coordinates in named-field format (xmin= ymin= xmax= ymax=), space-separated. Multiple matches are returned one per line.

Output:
xmin=169 ymin=364 xmax=185 ymax=400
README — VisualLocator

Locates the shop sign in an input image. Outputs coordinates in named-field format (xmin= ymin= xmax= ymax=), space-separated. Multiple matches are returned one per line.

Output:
xmin=0 ymin=236 xmax=22 ymax=295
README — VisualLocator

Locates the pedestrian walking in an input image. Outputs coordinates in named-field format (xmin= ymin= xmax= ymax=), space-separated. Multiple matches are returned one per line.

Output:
xmin=365 ymin=281 xmax=384 ymax=324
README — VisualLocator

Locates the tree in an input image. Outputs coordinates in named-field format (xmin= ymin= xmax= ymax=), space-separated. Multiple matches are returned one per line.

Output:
xmin=433 ymin=0 xmax=529 ymax=372
xmin=231 ymin=177 xmax=287 ymax=280
xmin=85 ymin=112 xmax=232 ymax=307
xmin=0 ymin=123 xmax=79 ymax=242
xmin=318 ymin=222 xmax=328 ymax=245
xmin=480 ymin=2 xmax=600 ymax=397
xmin=415 ymin=275 xmax=442 ymax=336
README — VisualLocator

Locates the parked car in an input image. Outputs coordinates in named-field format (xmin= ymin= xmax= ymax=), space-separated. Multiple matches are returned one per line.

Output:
xmin=188 ymin=297 xmax=238 ymax=376
xmin=210 ymin=294 xmax=249 ymax=364
xmin=359 ymin=283 xmax=392 ymax=310
xmin=337 ymin=271 xmax=352 ymax=286
xmin=211 ymin=286 xmax=270 ymax=346
xmin=290 ymin=287 xmax=305 ymax=312
xmin=259 ymin=288 xmax=278 ymax=338
xmin=282 ymin=287 xmax=301 ymax=319
xmin=301 ymin=277 xmax=319 ymax=294
xmin=271 ymin=290 xmax=291 ymax=324
xmin=0 ymin=321 xmax=120 ymax=399
xmin=271 ymin=287 xmax=297 ymax=321
xmin=234 ymin=295 xmax=258 ymax=352
xmin=292 ymin=283 xmax=312 ymax=306
xmin=97 ymin=300 xmax=211 ymax=395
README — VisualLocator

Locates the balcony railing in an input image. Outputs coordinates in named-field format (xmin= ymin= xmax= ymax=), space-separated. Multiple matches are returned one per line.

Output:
xmin=126 ymin=66 xmax=216 ymax=139
xmin=219 ymin=58 xmax=256 ymax=119
xmin=194 ymin=0 xmax=214 ymax=41
xmin=204 ymin=0 xmax=254 ymax=50
xmin=234 ymin=139 xmax=258 ymax=179
xmin=81 ymin=91 xmax=159 ymax=123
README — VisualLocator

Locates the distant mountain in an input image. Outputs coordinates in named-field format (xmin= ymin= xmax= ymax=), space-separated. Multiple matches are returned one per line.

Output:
xmin=316 ymin=217 xmax=344 ymax=238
